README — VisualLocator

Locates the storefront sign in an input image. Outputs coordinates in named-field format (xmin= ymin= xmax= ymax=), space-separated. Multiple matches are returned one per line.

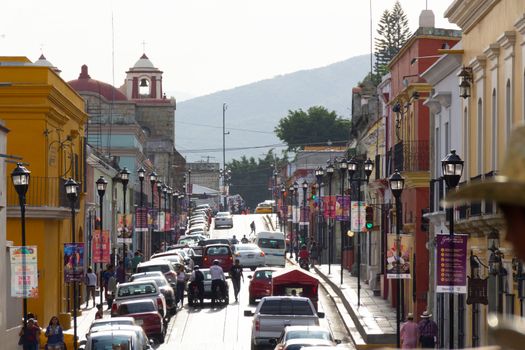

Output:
xmin=436 ymin=234 xmax=468 ymax=294
xmin=64 ymin=243 xmax=84 ymax=283
xmin=92 ymin=230 xmax=110 ymax=263
xmin=135 ymin=207 xmax=148 ymax=232
xmin=322 ymin=196 xmax=336 ymax=219
xmin=386 ymin=234 xmax=412 ymax=279
xmin=350 ymin=201 xmax=366 ymax=232
xmin=10 ymin=246 xmax=38 ymax=298
xmin=335 ymin=195 xmax=350 ymax=221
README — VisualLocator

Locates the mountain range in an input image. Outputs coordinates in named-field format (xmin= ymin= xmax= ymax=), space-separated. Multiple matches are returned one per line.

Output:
xmin=175 ymin=54 xmax=370 ymax=163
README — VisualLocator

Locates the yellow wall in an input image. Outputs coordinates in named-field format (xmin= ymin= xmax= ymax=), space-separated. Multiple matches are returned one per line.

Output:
xmin=0 ymin=57 xmax=87 ymax=324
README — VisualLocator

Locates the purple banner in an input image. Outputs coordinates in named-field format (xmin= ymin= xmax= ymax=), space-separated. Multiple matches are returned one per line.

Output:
xmin=335 ymin=195 xmax=350 ymax=221
xmin=64 ymin=243 xmax=85 ymax=283
xmin=135 ymin=207 xmax=148 ymax=232
xmin=436 ymin=234 xmax=468 ymax=294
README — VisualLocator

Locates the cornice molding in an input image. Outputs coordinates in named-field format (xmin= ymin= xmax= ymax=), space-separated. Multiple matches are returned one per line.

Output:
xmin=469 ymin=55 xmax=487 ymax=82
xmin=445 ymin=0 xmax=500 ymax=34
xmin=434 ymin=91 xmax=452 ymax=109
xmin=7 ymin=206 xmax=73 ymax=219
xmin=483 ymin=43 xmax=500 ymax=71
xmin=497 ymin=31 xmax=517 ymax=60
xmin=424 ymin=98 xmax=442 ymax=115
xmin=515 ymin=14 xmax=525 ymax=44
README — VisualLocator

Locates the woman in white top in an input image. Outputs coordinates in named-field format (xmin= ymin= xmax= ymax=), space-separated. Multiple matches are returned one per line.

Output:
xmin=175 ymin=265 xmax=187 ymax=308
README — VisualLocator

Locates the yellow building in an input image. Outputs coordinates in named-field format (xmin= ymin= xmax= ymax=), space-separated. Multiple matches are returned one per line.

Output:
xmin=445 ymin=1 xmax=525 ymax=346
xmin=0 ymin=56 xmax=88 ymax=326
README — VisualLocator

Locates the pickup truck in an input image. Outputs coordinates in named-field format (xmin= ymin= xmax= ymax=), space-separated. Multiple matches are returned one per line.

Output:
xmin=111 ymin=280 xmax=167 ymax=320
xmin=244 ymin=296 xmax=324 ymax=350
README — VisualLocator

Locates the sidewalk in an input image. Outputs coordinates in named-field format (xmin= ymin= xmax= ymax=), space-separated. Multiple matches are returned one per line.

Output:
xmin=313 ymin=263 xmax=396 ymax=346
xmin=63 ymin=291 xmax=111 ymax=343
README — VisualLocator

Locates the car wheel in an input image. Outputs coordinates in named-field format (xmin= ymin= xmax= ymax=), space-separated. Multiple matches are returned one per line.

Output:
xmin=157 ymin=333 xmax=165 ymax=344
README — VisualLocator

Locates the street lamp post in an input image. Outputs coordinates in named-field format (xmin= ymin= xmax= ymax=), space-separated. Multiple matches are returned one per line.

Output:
xmin=96 ymin=176 xmax=107 ymax=306
xmin=273 ymin=169 xmax=279 ymax=213
xmin=166 ymin=186 xmax=172 ymax=247
xmin=173 ymin=189 xmax=180 ymax=240
xmin=120 ymin=168 xmax=130 ymax=270
xmin=288 ymin=184 xmax=295 ymax=259
xmin=315 ymin=167 xmax=324 ymax=264
xmin=65 ymin=178 xmax=80 ymax=350
xmin=326 ymin=163 xmax=334 ymax=274
xmin=389 ymin=170 xmax=405 ymax=349
xmin=280 ymin=185 xmax=286 ymax=232
xmin=293 ymin=181 xmax=299 ymax=260
xmin=157 ymin=181 xmax=163 ymax=251
xmin=149 ymin=172 xmax=157 ymax=256
xmin=11 ymin=163 xmax=30 ymax=328
xmin=441 ymin=149 xmax=464 ymax=350
xmin=137 ymin=167 xmax=145 ymax=253
xmin=337 ymin=158 xmax=348 ymax=285
xmin=302 ymin=180 xmax=308 ymax=246
xmin=347 ymin=158 xmax=374 ymax=304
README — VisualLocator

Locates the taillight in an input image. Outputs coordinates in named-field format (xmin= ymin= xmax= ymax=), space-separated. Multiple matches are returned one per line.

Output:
xmin=111 ymin=303 xmax=118 ymax=316
xmin=255 ymin=318 xmax=260 ymax=331
xmin=228 ymin=255 xmax=233 ymax=261
xmin=260 ymin=252 xmax=265 ymax=257
xmin=156 ymin=297 xmax=163 ymax=310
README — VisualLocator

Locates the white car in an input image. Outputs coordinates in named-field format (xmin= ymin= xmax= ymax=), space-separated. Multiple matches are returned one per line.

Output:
xmin=233 ymin=243 xmax=266 ymax=271
xmin=214 ymin=211 xmax=233 ymax=229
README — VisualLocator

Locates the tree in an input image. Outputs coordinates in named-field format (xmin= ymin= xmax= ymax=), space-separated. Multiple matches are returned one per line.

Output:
xmin=274 ymin=106 xmax=351 ymax=151
xmin=374 ymin=1 xmax=411 ymax=81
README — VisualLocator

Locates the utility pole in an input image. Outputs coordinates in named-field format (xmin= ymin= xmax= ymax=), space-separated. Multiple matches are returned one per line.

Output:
xmin=222 ymin=103 xmax=228 ymax=208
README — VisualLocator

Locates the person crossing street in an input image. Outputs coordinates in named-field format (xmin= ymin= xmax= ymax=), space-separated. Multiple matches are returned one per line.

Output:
xmin=229 ymin=259 xmax=244 ymax=302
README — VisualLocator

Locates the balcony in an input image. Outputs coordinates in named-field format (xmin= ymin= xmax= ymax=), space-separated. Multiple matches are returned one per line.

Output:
xmin=387 ymin=141 xmax=430 ymax=176
xmin=7 ymin=177 xmax=78 ymax=219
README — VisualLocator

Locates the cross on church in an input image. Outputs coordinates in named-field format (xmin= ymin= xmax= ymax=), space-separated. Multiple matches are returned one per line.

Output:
xmin=142 ymin=40 xmax=147 ymax=53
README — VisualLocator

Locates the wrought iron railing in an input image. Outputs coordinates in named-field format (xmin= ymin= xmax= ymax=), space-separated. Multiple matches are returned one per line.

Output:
xmin=388 ymin=140 xmax=430 ymax=176
xmin=7 ymin=177 xmax=77 ymax=208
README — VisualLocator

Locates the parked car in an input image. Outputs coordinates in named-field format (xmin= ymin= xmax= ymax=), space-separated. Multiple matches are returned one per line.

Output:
xmin=244 ymin=296 xmax=324 ymax=349
xmin=82 ymin=329 xmax=146 ymax=350
xmin=150 ymin=252 xmax=186 ymax=271
xmin=86 ymin=317 xmax=137 ymax=338
xmin=187 ymin=267 xmax=229 ymax=306
xmin=214 ymin=211 xmax=233 ymax=229
xmin=82 ymin=324 xmax=153 ymax=350
xmin=115 ymin=299 xmax=166 ymax=344
xmin=270 ymin=325 xmax=340 ymax=350
xmin=233 ymin=243 xmax=266 ymax=271
xmin=179 ymin=234 xmax=206 ymax=245
xmin=111 ymin=280 xmax=167 ymax=319
xmin=248 ymin=268 xmax=276 ymax=304
xmin=202 ymin=243 xmax=234 ymax=272
xmin=129 ymin=273 xmax=176 ymax=315
xmin=136 ymin=260 xmax=178 ymax=288
xmin=277 ymin=338 xmax=335 ymax=350
xmin=198 ymin=238 xmax=231 ymax=247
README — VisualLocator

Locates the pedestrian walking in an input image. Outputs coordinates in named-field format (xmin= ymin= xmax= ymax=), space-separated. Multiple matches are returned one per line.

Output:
xmin=175 ymin=265 xmax=187 ymax=307
xmin=116 ymin=260 xmax=126 ymax=283
xmin=210 ymin=259 xmax=226 ymax=306
xmin=250 ymin=221 xmax=256 ymax=234
xmin=400 ymin=313 xmax=419 ymax=349
xmin=19 ymin=318 xmax=40 ymax=350
xmin=229 ymin=259 xmax=244 ymax=302
xmin=106 ymin=269 xmax=117 ymax=310
xmin=131 ymin=251 xmax=143 ymax=273
xmin=309 ymin=241 xmax=319 ymax=267
xmin=44 ymin=316 xmax=64 ymax=350
xmin=85 ymin=267 xmax=97 ymax=308
xmin=417 ymin=311 xmax=438 ymax=348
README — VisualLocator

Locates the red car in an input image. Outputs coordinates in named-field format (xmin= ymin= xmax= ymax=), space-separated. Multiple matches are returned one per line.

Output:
xmin=248 ymin=268 xmax=276 ymax=304
xmin=202 ymin=244 xmax=234 ymax=272
xmin=115 ymin=299 xmax=166 ymax=344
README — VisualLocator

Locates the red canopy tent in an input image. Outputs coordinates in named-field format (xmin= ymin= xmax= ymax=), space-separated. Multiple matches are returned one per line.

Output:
xmin=271 ymin=267 xmax=320 ymax=310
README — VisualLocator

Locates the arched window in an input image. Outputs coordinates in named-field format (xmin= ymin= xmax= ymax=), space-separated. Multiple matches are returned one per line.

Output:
xmin=492 ymin=89 xmax=497 ymax=170
xmin=139 ymin=77 xmax=151 ymax=97
xmin=506 ymin=79 xmax=512 ymax=141
xmin=478 ymin=98 xmax=483 ymax=174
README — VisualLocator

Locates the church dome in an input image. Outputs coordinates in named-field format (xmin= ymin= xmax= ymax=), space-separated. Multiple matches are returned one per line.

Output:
xmin=68 ymin=65 xmax=128 ymax=101
xmin=34 ymin=54 xmax=61 ymax=74
xmin=133 ymin=53 xmax=155 ymax=69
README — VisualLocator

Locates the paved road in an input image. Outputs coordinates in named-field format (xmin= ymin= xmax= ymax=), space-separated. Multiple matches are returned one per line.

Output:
xmin=158 ymin=213 xmax=355 ymax=349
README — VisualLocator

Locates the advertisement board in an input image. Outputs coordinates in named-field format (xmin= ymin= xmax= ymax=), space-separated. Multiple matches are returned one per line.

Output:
xmin=386 ymin=234 xmax=412 ymax=279
xmin=10 ymin=246 xmax=38 ymax=298
xmin=64 ymin=243 xmax=85 ymax=283
xmin=436 ymin=234 xmax=468 ymax=293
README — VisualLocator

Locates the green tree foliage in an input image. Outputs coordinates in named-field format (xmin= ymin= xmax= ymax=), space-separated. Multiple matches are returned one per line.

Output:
xmin=274 ymin=106 xmax=351 ymax=151
xmin=373 ymin=1 xmax=411 ymax=82
xmin=228 ymin=150 xmax=288 ymax=210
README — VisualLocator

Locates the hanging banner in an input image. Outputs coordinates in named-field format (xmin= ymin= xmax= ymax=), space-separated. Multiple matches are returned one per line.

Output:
xmin=148 ymin=208 xmax=158 ymax=230
xmin=10 ymin=246 xmax=39 ymax=298
xmin=351 ymin=201 xmax=367 ymax=232
xmin=117 ymin=214 xmax=132 ymax=238
xmin=165 ymin=213 xmax=171 ymax=231
xmin=436 ymin=234 xmax=468 ymax=294
xmin=92 ymin=230 xmax=110 ymax=263
xmin=322 ymin=196 xmax=336 ymax=219
xmin=300 ymin=207 xmax=310 ymax=225
xmin=335 ymin=195 xmax=350 ymax=221
xmin=386 ymin=234 xmax=413 ymax=279
xmin=64 ymin=243 xmax=85 ymax=283
xmin=135 ymin=207 xmax=148 ymax=232
xmin=158 ymin=211 xmax=165 ymax=232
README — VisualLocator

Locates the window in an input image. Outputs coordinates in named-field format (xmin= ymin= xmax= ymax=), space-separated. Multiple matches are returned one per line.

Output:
xmin=506 ymin=79 xmax=512 ymax=141
xmin=291 ymin=300 xmax=314 ymax=315
xmin=259 ymin=300 xmax=281 ymax=314
xmin=258 ymin=238 xmax=285 ymax=249
xmin=477 ymin=98 xmax=483 ymax=174
xmin=492 ymin=89 xmax=497 ymax=170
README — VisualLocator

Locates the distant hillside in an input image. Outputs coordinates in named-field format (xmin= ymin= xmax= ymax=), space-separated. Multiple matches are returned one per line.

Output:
xmin=176 ymin=54 xmax=370 ymax=162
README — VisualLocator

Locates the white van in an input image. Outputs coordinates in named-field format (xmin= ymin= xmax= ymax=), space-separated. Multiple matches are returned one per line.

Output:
xmin=255 ymin=231 xmax=286 ymax=267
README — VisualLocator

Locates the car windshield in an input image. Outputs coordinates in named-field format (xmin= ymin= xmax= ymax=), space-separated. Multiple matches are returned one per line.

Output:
xmin=117 ymin=283 xmax=157 ymax=297
xmin=118 ymin=301 xmax=156 ymax=315
xmin=137 ymin=277 xmax=167 ymax=287
xmin=91 ymin=335 xmax=131 ymax=350
xmin=206 ymin=246 xmax=230 ymax=255
xmin=137 ymin=264 xmax=170 ymax=273
xmin=285 ymin=330 xmax=332 ymax=341
xmin=179 ymin=238 xmax=198 ymax=245
xmin=254 ymin=270 xmax=273 ymax=279
xmin=258 ymin=238 xmax=285 ymax=249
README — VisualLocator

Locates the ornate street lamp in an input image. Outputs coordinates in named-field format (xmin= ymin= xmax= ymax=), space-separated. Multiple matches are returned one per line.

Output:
xmin=280 ymin=185 xmax=286 ymax=233
xmin=95 ymin=176 xmax=107 ymax=306
xmin=302 ymin=180 xmax=308 ymax=247
xmin=64 ymin=177 xmax=79 ymax=350
xmin=288 ymin=184 xmax=296 ymax=259
xmin=119 ymin=167 xmax=130 ymax=271
xmin=149 ymin=172 xmax=157 ymax=257
xmin=166 ymin=186 xmax=172 ymax=246
xmin=157 ymin=181 xmax=163 ymax=251
xmin=11 ymin=163 xmax=30 ymax=328
xmin=137 ymin=167 xmax=145 ymax=252
xmin=458 ymin=66 xmax=473 ymax=99
xmin=326 ymin=162 xmax=334 ymax=274
xmin=389 ymin=170 xmax=405 ymax=349
xmin=337 ymin=158 xmax=348 ymax=284
xmin=315 ymin=167 xmax=324 ymax=262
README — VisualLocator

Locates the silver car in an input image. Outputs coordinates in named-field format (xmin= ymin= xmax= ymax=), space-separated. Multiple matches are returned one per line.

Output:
xmin=233 ymin=243 xmax=266 ymax=271
xmin=214 ymin=211 xmax=233 ymax=229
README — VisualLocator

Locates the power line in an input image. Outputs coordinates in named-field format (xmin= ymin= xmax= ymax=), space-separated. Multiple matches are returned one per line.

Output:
xmin=177 ymin=120 xmax=274 ymax=134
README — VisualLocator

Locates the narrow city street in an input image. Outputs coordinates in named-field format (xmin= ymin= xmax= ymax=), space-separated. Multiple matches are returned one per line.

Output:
xmin=157 ymin=213 xmax=355 ymax=349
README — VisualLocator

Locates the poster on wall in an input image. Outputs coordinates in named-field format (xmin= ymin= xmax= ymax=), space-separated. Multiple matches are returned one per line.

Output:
xmin=335 ymin=195 xmax=350 ymax=221
xmin=117 ymin=214 xmax=132 ymax=238
xmin=92 ymin=230 xmax=110 ymax=263
xmin=436 ymin=233 xmax=468 ymax=294
xmin=386 ymin=234 xmax=412 ymax=279
xmin=350 ymin=201 xmax=366 ymax=231
xmin=10 ymin=246 xmax=39 ymax=298
xmin=148 ymin=208 xmax=158 ymax=230
xmin=322 ymin=196 xmax=336 ymax=219
xmin=135 ymin=207 xmax=148 ymax=232
xmin=64 ymin=243 xmax=85 ymax=283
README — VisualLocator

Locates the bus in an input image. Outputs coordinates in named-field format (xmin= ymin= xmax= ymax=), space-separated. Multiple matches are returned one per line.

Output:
xmin=255 ymin=231 xmax=286 ymax=267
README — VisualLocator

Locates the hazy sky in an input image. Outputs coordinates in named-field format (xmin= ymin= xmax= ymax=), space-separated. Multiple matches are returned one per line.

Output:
xmin=1 ymin=0 xmax=457 ymax=100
